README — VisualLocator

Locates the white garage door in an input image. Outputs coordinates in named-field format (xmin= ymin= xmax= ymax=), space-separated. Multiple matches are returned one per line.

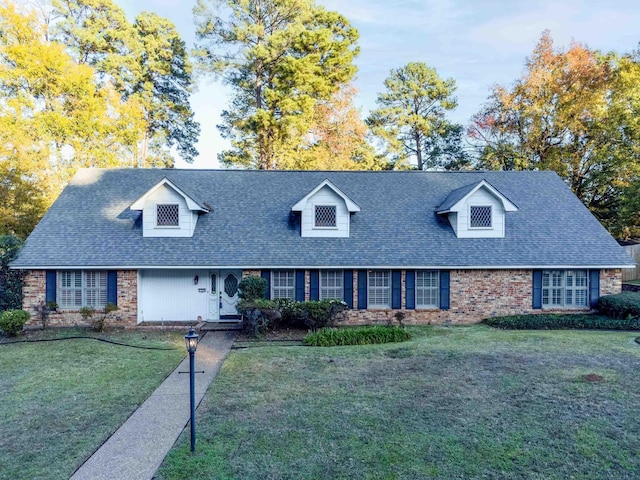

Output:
xmin=138 ymin=269 xmax=208 ymax=323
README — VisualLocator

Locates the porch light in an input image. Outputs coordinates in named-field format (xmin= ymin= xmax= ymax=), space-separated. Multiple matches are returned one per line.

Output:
xmin=193 ymin=275 xmax=199 ymax=285
xmin=185 ymin=326 xmax=198 ymax=353
xmin=184 ymin=326 xmax=199 ymax=452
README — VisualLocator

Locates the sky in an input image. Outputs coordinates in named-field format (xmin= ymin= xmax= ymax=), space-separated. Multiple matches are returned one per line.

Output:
xmin=119 ymin=0 xmax=640 ymax=169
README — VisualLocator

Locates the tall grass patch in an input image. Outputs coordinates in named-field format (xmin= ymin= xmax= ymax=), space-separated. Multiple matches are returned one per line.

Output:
xmin=304 ymin=326 xmax=411 ymax=346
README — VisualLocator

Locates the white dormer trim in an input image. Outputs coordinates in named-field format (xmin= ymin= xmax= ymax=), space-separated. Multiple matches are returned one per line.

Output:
xmin=437 ymin=180 xmax=518 ymax=239
xmin=292 ymin=179 xmax=358 ymax=238
xmin=130 ymin=177 xmax=208 ymax=238
xmin=436 ymin=179 xmax=517 ymax=214
xmin=291 ymin=179 xmax=360 ymax=213
xmin=130 ymin=177 xmax=209 ymax=213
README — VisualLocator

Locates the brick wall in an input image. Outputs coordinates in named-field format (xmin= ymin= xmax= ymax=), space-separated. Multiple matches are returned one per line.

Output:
xmin=20 ymin=268 xmax=624 ymax=328
xmin=22 ymin=270 xmax=138 ymax=328
xmin=601 ymin=269 xmax=622 ymax=296
xmin=342 ymin=269 xmax=536 ymax=325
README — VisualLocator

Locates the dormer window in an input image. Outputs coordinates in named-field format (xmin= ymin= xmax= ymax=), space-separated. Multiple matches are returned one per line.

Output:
xmin=436 ymin=179 xmax=517 ymax=239
xmin=314 ymin=205 xmax=337 ymax=228
xmin=130 ymin=177 xmax=208 ymax=238
xmin=291 ymin=179 xmax=360 ymax=238
xmin=469 ymin=206 xmax=492 ymax=229
xmin=156 ymin=204 xmax=179 ymax=227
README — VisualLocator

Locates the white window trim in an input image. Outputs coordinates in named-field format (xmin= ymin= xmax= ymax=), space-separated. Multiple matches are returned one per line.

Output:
xmin=57 ymin=270 xmax=107 ymax=310
xmin=415 ymin=270 xmax=439 ymax=309
xmin=368 ymin=270 xmax=391 ymax=309
xmin=541 ymin=269 xmax=589 ymax=309
xmin=155 ymin=203 xmax=180 ymax=228
xmin=319 ymin=269 xmax=343 ymax=301
xmin=271 ymin=270 xmax=295 ymax=300
xmin=468 ymin=205 xmax=493 ymax=229
xmin=312 ymin=203 xmax=339 ymax=230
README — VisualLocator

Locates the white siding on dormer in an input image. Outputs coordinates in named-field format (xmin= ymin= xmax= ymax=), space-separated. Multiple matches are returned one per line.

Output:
xmin=455 ymin=188 xmax=505 ymax=238
xmin=141 ymin=184 xmax=196 ymax=237
xmin=300 ymin=186 xmax=350 ymax=237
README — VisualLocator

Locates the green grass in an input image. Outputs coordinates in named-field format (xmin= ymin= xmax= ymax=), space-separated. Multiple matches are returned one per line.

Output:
xmin=624 ymin=279 xmax=640 ymax=285
xmin=156 ymin=325 xmax=640 ymax=480
xmin=0 ymin=328 xmax=186 ymax=480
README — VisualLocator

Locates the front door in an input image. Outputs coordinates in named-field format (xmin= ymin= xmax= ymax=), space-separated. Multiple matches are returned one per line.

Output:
xmin=219 ymin=270 xmax=241 ymax=318
xmin=208 ymin=272 xmax=219 ymax=321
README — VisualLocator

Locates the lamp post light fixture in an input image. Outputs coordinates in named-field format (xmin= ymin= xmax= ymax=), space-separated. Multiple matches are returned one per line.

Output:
xmin=185 ymin=326 xmax=199 ymax=452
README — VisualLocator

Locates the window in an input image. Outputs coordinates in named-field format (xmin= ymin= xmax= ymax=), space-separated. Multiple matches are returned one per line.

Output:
xmin=542 ymin=270 xmax=588 ymax=308
xmin=156 ymin=204 xmax=179 ymax=227
xmin=368 ymin=270 xmax=390 ymax=308
xmin=470 ymin=206 xmax=492 ymax=228
xmin=320 ymin=270 xmax=343 ymax=300
xmin=272 ymin=270 xmax=295 ymax=299
xmin=314 ymin=205 xmax=337 ymax=228
xmin=416 ymin=270 xmax=439 ymax=308
xmin=58 ymin=271 xmax=107 ymax=309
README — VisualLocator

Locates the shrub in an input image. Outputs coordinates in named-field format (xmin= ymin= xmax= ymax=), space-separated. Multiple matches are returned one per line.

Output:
xmin=92 ymin=303 xmax=118 ymax=332
xmin=482 ymin=313 xmax=640 ymax=330
xmin=240 ymin=301 xmax=281 ymax=335
xmin=238 ymin=276 xmax=267 ymax=302
xmin=34 ymin=300 xmax=57 ymax=330
xmin=304 ymin=326 xmax=411 ymax=347
xmin=238 ymin=298 xmax=348 ymax=336
xmin=0 ymin=235 xmax=25 ymax=312
xmin=0 ymin=309 xmax=30 ymax=336
xmin=596 ymin=292 xmax=640 ymax=319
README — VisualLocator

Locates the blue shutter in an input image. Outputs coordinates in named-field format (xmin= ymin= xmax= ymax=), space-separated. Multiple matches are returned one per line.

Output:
xmin=532 ymin=270 xmax=542 ymax=309
xmin=405 ymin=271 xmax=415 ymax=310
xmin=439 ymin=270 xmax=450 ymax=310
xmin=343 ymin=270 xmax=353 ymax=308
xmin=45 ymin=271 xmax=56 ymax=303
xmin=107 ymin=271 xmax=117 ymax=306
xmin=391 ymin=270 xmax=402 ymax=309
xmin=261 ymin=270 xmax=271 ymax=300
xmin=357 ymin=270 xmax=367 ymax=310
xmin=310 ymin=270 xmax=319 ymax=301
xmin=589 ymin=270 xmax=600 ymax=308
xmin=295 ymin=270 xmax=305 ymax=301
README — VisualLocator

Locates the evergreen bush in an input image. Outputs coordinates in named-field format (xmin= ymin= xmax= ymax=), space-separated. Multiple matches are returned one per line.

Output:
xmin=0 ymin=309 xmax=30 ymax=336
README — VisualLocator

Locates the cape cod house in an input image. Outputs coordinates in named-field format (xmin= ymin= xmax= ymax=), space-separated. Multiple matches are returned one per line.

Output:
xmin=11 ymin=168 xmax=634 ymax=328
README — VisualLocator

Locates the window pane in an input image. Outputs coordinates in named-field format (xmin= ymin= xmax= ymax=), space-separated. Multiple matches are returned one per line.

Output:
xmin=416 ymin=270 xmax=438 ymax=308
xmin=470 ymin=206 xmax=492 ymax=228
xmin=320 ymin=270 xmax=342 ymax=300
xmin=272 ymin=270 xmax=295 ymax=299
xmin=157 ymin=204 xmax=179 ymax=226
xmin=368 ymin=271 xmax=390 ymax=308
xmin=315 ymin=205 xmax=337 ymax=227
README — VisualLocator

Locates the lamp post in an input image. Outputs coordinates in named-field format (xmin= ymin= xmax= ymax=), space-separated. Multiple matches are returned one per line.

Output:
xmin=185 ymin=326 xmax=199 ymax=452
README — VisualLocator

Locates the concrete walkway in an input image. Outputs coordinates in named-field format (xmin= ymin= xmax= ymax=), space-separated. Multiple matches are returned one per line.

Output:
xmin=71 ymin=330 xmax=237 ymax=480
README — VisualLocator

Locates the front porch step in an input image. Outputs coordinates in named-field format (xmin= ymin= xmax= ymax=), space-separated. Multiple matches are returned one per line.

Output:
xmin=200 ymin=321 xmax=243 ymax=331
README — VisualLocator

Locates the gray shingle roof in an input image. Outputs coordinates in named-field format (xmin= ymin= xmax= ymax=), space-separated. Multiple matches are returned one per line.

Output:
xmin=11 ymin=168 xmax=634 ymax=269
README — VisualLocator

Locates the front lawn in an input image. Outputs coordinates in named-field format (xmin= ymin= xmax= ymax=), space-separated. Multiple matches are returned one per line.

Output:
xmin=0 ymin=329 xmax=186 ymax=479
xmin=157 ymin=325 xmax=640 ymax=479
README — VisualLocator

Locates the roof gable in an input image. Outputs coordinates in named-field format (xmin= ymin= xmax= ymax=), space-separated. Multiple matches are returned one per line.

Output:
xmin=436 ymin=179 xmax=518 ymax=214
xmin=291 ymin=179 xmax=360 ymax=213
xmin=130 ymin=177 xmax=209 ymax=212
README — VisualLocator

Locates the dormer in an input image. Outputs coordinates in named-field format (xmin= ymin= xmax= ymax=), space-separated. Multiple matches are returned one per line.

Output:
xmin=436 ymin=179 xmax=517 ymax=238
xmin=130 ymin=177 xmax=209 ymax=237
xmin=291 ymin=179 xmax=360 ymax=238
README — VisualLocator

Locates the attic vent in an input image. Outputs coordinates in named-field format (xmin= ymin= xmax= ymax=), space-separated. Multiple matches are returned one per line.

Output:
xmin=315 ymin=205 xmax=337 ymax=227
xmin=470 ymin=206 xmax=492 ymax=228
xmin=157 ymin=204 xmax=179 ymax=227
